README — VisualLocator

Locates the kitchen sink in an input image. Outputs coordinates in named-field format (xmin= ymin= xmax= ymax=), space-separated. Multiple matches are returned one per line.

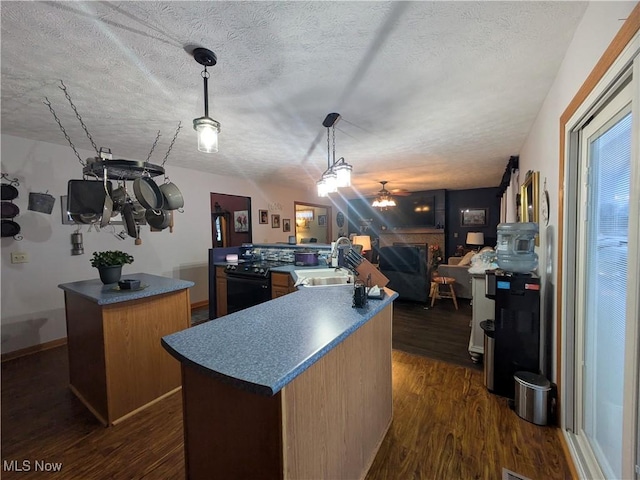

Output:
xmin=293 ymin=268 xmax=354 ymax=287
xmin=304 ymin=276 xmax=353 ymax=286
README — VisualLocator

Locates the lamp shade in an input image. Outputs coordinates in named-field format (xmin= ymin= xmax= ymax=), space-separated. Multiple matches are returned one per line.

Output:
xmin=466 ymin=232 xmax=484 ymax=246
xmin=352 ymin=235 xmax=372 ymax=252
xmin=194 ymin=117 xmax=220 ymax=153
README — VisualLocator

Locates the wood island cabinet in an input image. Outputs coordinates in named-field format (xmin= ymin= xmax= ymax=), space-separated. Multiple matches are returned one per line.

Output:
xmin=271 ymin=272 xmax=294 ymax=299
xmin=216 ymin=266 xmax=227 ymax=317
xmin=59 ymin=273 xmax=193 ymax=426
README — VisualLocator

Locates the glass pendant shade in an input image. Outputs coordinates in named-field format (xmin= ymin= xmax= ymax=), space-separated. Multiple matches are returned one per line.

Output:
xmin=194 ymin=117 xmax=220 ymax=153
xmin=317 ymin=179 xmax=328 ymax=197
xmin=322 ymin=170 xmax=338 ymax=194
xmin=334 ymin=161 xmax=352 ymax=188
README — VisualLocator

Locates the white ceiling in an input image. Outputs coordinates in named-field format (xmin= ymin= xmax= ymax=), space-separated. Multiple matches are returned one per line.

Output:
xmin=1 ymin=1 xmax=587 ymax=198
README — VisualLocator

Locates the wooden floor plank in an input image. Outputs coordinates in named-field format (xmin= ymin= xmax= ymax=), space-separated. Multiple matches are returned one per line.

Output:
xmin=1 ymin=304 xmax=571 ymax=479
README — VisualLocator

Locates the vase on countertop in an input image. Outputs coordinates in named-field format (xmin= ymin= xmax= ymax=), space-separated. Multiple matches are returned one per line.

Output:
xmin=98 ymin=265 xmax=122 ymax=285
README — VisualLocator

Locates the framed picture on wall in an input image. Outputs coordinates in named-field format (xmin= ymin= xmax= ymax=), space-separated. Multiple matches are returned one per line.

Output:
xmin=318 ymin=214 xmax=327 ymax=227
xmin=259 ymin=209 xmax=268 ymax=224
xmin=234 ymin=210 xmax=249 ymax=232
xmin=282 ymin=218 xmax=291 ymax=232
xmin=460 ymin=208 xmax=487 ymax=227
xmin=271 ymin=214 xmax=280 ymax=229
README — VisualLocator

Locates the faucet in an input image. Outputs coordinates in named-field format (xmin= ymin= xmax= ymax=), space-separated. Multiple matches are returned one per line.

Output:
xmin=331 ymin=237 xmax=352 ymax=265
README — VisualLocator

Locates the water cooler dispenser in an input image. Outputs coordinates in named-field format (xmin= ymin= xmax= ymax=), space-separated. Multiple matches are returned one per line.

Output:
xmin=486 ymin=270 xmax=540 ymax=398
xmin=486 ymin=222 xmax=542 ymax=399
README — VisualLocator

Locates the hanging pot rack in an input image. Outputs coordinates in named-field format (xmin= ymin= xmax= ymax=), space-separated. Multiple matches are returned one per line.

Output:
xmin=44 ymin=81 xmax=176 ymax=181
xmin=83 ymin=159 xmax=164 ymax=181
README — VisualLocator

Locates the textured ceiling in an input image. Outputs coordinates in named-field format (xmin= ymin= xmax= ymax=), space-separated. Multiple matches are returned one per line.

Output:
xmin=1 ymin=1 xmax=587 ymax=197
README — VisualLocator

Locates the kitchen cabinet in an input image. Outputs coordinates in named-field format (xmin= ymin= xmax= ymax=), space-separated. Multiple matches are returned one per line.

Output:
xmin=58 ymin=273 xmax=193 ymax=426
xmin=216 ymin=266 xmax=227 ymax=317
xmin=162 ymin=286 xmax=396 ymax=480
xmin=271 ymin=272 xmax=294 ymax=298
xmin=469 ymin=274 xmax=494 ymax=363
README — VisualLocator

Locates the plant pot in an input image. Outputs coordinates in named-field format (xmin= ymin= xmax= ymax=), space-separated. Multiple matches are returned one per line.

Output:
xmin=98 ymin=265 xmax=122 ymax=284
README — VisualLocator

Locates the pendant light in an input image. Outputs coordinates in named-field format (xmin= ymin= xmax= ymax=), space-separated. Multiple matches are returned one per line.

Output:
xmin=371 ymin=181 xmax=397 ymax=209
xmin=192 ymin=48 xmax=221 ymax=153
xmin=317 ymin=113 xmax=352 ymax=197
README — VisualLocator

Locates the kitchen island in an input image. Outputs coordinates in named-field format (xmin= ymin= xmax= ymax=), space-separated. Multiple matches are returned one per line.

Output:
xmin=162 ymin=283 xmax=398 ymax=480
xmin=58 ymin=273 xmax=193 ymax=426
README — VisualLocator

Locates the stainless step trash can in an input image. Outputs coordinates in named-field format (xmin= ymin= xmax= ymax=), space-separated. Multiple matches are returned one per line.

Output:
xmin=479 ymin=320 xmax=495 ymax=392
xmin=514 ymin=371 xmax=551 ymax=425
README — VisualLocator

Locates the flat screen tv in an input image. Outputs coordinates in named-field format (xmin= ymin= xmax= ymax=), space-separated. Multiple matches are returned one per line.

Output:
xmin=382 ymin=195 xmax=435 ymax=227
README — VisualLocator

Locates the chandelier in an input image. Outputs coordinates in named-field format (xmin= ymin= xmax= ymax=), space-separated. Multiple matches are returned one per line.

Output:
xmin=371 ymin=181 xmax=396 ymax=209
xmin=317 ymin=113 xmax=352 ymax=197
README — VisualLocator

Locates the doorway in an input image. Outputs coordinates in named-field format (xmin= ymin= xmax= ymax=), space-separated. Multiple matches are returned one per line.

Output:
xmin=294 ymin=202 xmax=331 ymax=244
xmin=210 ymin=193 xmax=252 ymax=247
xmin=563 ymin=63 xmax=639 ymax=478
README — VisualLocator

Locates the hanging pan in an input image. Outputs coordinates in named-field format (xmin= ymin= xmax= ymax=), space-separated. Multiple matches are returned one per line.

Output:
xmin=145 ymin=208 xmax=172 ymax=230
xmin=100 ymin=174 xmax=113 ymax=229
xmin=159 ymin=178 xmax=184 ymax=211
xmin=122 ymin=203 xmax=137 ymax=238
xmin=1 ymin=219 xmax=21 ymax=238
xmin=133 ymin=176 xmax=164 ymax=210
xmin=1 ymin=183 xmax=18 ymax=201
xmin=1 ymin=201 xmax=20 ymax=218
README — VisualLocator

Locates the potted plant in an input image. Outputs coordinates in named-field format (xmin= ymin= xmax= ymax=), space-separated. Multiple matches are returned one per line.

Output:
xmin=90 ymin=250 xmax=134 ymax=284
xmin=429 ymin=244 xmax=443 ymax=276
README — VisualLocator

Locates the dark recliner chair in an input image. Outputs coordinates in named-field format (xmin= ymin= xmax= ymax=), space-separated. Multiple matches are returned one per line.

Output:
xmin=378 ymin=245 xmax=429 ymax=303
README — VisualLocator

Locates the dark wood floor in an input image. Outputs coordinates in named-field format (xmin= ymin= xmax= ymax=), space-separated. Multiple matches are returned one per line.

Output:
xmin=1 ymin=303 xmax=571 ymax=479
xmin=392 ymin=298 xmax=482 ymax=370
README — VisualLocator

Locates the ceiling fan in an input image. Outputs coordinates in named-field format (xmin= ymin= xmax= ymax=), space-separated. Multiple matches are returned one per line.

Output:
xmin=371 ymin=181 xmax=397 ymax=209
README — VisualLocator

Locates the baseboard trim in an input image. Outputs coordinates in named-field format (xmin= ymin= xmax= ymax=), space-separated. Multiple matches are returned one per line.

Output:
xmin=2 ymin=301 xmax=209 ymax=362
xmin=191 ymin=300 xmax=208 ymax=310
xmin=1 ymin=337 xmax=67 ymax=363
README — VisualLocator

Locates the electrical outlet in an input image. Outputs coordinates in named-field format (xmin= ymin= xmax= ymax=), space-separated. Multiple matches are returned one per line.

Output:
xmin=11 ymin=252 xmax=29 ymax=264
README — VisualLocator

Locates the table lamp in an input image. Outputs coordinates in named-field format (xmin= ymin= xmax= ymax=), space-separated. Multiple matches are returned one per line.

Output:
xmin=466 ymin=232 xmax=484 ymax=251
xmin=352 ymin=235 xmax=372 ymax=258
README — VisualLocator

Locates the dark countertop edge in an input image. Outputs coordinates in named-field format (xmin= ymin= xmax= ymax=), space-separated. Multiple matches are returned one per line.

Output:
xmin=58 ymin=273 xmax=195 ymax=305
xmin=162 ymin=288 xmax=398 ymax=396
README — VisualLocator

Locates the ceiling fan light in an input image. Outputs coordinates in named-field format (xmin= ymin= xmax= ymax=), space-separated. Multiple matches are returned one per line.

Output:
xmin=193 ymin=117 xmax=220 ymax=153
xmin=371 ymin=181 xmax=396 ymax=209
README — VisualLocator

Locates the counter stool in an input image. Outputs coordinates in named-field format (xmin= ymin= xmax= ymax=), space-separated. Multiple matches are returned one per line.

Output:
xmin=430 ymin=276 xmax=458 ymax=310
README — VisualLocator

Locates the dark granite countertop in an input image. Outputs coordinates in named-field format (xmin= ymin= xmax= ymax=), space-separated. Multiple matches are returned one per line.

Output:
xmin=58 ymin=273 xmax=194 ymax=305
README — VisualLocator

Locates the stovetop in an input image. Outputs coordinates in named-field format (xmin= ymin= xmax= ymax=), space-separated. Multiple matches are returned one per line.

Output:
xmin=225 ymin=261 xmax=290 ymax=278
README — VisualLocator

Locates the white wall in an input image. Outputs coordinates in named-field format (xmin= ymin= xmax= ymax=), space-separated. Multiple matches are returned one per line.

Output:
xmin=0 ymin=134 xmax=339 ymax=354
xmin=518 ymin=1 xmax=638 ymax=379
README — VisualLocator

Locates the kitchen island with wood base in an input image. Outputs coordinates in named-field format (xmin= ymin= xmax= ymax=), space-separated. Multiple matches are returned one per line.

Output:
xmin=58 ymin=273 xmax=193 ymax=426
xmin=163 ymin=284 xmax=397 ymax=480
